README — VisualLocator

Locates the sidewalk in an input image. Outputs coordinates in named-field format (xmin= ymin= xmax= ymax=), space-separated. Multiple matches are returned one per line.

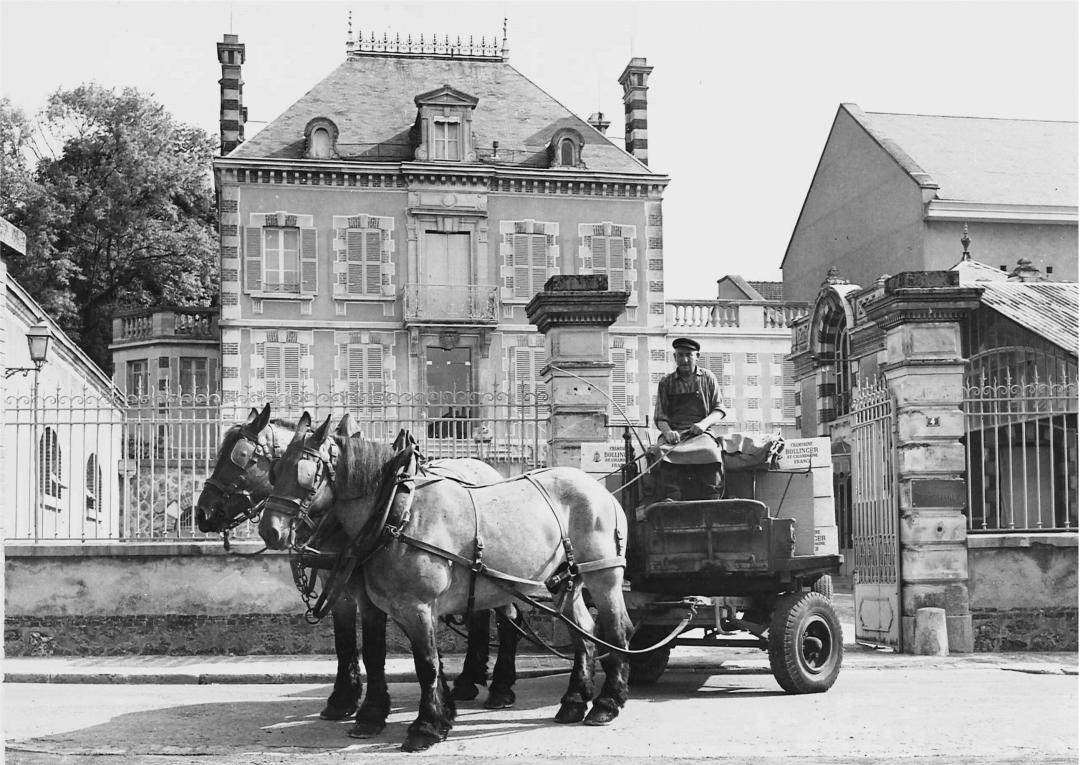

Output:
xmin=5 ymin=642 xmax=1076 ymax=685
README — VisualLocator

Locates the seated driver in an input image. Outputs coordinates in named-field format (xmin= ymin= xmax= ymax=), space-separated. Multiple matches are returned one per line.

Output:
xmin=653 ymin=337 xmax=727 ymax=501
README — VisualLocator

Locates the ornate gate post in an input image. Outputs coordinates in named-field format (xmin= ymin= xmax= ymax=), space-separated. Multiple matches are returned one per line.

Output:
xmin=526 ymin=275 xmax=629 ymax=468
xmin=863 ymin=272 xmax=981 ymax=652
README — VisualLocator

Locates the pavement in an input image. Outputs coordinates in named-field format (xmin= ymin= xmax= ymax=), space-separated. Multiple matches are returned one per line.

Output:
xmin=5 ymin=619 xmax=1076 ymax=685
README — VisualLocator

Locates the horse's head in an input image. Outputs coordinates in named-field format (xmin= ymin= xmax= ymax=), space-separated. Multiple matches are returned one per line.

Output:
xmin=196 ymin=403 xmax=278 ymax=533
xmin=260 ymin=411 xmax=340 ymax=550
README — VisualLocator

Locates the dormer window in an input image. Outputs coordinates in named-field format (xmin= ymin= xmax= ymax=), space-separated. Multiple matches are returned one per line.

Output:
xmin=413 ymin=85 xmax=478 ymax=163
xmin=548 ymin=128 xmax=585 ymax=169
xmin=304 ymin=117 xmax=339 ymax=159
xmin=433 ymin=117 xmax=461 ymax=160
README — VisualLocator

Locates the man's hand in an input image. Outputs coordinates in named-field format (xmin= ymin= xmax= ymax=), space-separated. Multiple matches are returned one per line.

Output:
xmin=687 ymin=424 xmax=704 ymax=437
xmin=661 ymin=430 xmax=681 ymax=445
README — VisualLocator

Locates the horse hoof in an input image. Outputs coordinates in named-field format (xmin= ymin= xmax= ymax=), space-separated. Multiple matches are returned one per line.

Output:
xmin=320 ymin=702 xmax=358 ymax=721
xmin=401 ymin=732 xmax=443 ymax=752
xmin=483 ymin=689 xmax=516 ymax=709
xmin=583 ymin=705 xmax=620 ymax=726
xmin=451 ymin=683 xmax=480 ymax=701
xmin=554 ymin=701 xmax=588 ymax=724
xmin=347 ymin=720 xmax=386 ymax=739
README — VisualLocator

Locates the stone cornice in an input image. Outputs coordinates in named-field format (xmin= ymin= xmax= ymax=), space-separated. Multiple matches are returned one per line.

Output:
xmin=525 ymin=276 xmax=630 ymax=334
xmin=926 ymin=199 xmax=1078 ymax=224
xmin=863 ymin=272 xmax=983 ymax=330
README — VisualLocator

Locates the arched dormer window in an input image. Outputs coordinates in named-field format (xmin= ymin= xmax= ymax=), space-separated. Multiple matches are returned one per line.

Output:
xmin=548 ymin=127 xmax=584 ymax=169
xmin=412 ymin=85 xmax=479 ymax=163
xmin=304 ymin=118 xmax=339 ymax=159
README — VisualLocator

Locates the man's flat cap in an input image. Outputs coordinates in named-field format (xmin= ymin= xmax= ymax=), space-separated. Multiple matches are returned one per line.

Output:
xmin=672 ymin=337 xmax=700 ymax=352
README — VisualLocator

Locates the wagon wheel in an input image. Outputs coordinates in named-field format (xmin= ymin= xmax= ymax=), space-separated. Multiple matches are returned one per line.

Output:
xmin=767 ymin=591 xmax=843 ymax=694
xmin=627 ymin=626 xmax=672 ymax=686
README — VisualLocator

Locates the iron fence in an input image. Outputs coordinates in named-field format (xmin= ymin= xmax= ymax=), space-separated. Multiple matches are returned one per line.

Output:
xmin=963 ymin=372 xmax=1078 ymax=532
xmin=3 ymin=386 xmax=549 ymax=543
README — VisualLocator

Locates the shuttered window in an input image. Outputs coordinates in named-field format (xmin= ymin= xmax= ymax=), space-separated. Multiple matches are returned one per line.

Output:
xmin=245 ymin=225 xmax=317 ymax=295
xmin=347 ymin=345 xmax=385 ymax=403
xmin=591 ymin=235 xmax=627 ymax=291
xmin=699 ymin=353 xmax=724 ymax=379
xmin=85 ymin=454 xmax=101 ymax=520
xmin=509 ymin=346 xmax=549 ymax=414
xmin=782 ymin=360 xmax=797 ymax=418
xmin=346 ymin=229 xmax=383 ymax=295
xmin=513 ymin=234 xmax=549 ymax=299
xmin=611 ymin=348 xmax=628 ymax=417
xmin=265 ymin=342 xmax=302 ymax=398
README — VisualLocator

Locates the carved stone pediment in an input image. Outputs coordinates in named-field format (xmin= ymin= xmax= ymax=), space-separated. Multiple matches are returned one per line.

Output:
xmin=414 ymin=84 xmax=480 ymax=109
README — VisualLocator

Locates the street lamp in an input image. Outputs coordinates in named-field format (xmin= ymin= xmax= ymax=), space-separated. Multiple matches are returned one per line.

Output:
xmin=4 ymin=321 xmax=53 ymax=378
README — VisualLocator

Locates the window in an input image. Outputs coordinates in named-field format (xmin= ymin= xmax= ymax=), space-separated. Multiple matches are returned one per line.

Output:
xmin=264 ymin=341 xmax=302 ymax=398
xmin=127 ymin=359 xmax=149 ymax=398
xmin=746 ymin=353 xmax=758 ymax=365
xmin=773 ymin=398 xmax=784 ymax=411
xmin=722 ymin=353 xmax=732 ymax=364
xmin=310 ymin=127 xmax=332 ymax=158
xmin=502 ymin=221 xmax=558 ymax=302
xmin=433 ymin=118 xmax=461 ymax=160
xmin=347 ymin=229 xmax=383 ymax=295
xmin=39 ymin=427 xmax=63 ymax=504
xmin=699 ymin=354 xmax=724 ymax=379
xmin=578 ymin=222 xmax=637 ymax=302
xmin=591 ymin=233 xmax=627 ymax=291
xmin=179 ymin=358 xmax=209 ymax=395
xmin=346 ymin=345 xmax=384 ymax=405
xmin=773 ymin=375 xmax=784 ymax=386
xmin=85 ymin=454 xmax=101 ymax=521
xmin=723 ymin=375 xmax=733 ymax=387
xmin=509 ymin=346 xmax=548 ymax=411
xmin=747 ymin=375 xmax=759 ymax=387
xmin=611 ymin=348 xmax=628 ymax=418
xmin=783 ymin=360 xmax=797 ymax=419
xmin=747 ymin=398 xmax=759 ymax=409
xmin=560 ymin=139 xmax=575 ymax=166
xmin=245 ymin=214 xmax=317 ymax=295
xmin=263 ymin=228 xmax=300 ymax=293
xmin=513 ymin=232 xmax=549 ymax=299
xmin=723 ymin=398 xmax=733 ymax=408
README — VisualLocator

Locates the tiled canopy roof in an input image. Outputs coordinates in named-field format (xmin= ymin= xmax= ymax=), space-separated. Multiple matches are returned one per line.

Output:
xmin=231 ymin=54 xmax=650 ymax=175
xmin=978 ymin=282 xmax=1079 ymax=353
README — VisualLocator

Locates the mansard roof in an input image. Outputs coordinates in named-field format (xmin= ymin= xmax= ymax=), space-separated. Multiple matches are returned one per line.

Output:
xmin=230 ymin=54 xmax=652 ymax=175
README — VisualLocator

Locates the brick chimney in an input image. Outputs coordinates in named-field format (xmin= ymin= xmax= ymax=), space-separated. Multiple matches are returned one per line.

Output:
xmin=587 ymin=112 xmax=611 ymax=136
xmin=618 ymin=57 xmax=653 ymax=165
xmin=216 ymin=34 xmax=247 ymax=155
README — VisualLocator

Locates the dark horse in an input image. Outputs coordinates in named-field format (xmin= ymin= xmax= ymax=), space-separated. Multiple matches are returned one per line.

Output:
xmin=195 ymin=405 xmax=519 ymax=737
xmin=260 ymin=413 xmax=634 ymax=752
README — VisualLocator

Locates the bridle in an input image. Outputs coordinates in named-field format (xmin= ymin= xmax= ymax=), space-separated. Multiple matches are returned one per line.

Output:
xmin=263 ymin=436 xmax=340 ymax=538
xmin=203 ymin=425 xmax=284 ymax=532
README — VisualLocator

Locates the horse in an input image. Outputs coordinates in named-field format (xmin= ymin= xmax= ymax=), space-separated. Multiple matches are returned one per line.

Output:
xmin=194 ymin=405 xmax=519 ymax=736
xmin=260 ymin=413 xmax=634 ymax=752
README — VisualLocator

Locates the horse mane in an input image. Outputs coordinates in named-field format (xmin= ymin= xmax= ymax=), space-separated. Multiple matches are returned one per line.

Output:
xmin=335 ymin=433 xmax=396 ymax=500
xmin=217 ymin=417 xmax=299 ymax=460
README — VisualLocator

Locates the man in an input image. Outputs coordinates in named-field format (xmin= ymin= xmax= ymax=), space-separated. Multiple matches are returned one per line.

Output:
xmin=653 ymin=337 xmax=727 ymax=501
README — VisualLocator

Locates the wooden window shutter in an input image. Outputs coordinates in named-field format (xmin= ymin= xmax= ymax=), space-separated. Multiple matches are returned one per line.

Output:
xmin=283 ymin=344 xmax=301 ymax=396
xmin=783 ymin=360 xmax=797 ymax=418
xmin=366 ymin=345 xmax=384 ymax=396
xmin=530 ymin=234 xmax=547 ymax=295
xmin=702 ymin=354 xmax=724 ymax=378
xmin=245 ymin=226 xmax=263 ymax=291
xmin=513 ymin=235 xmax=531 ymax=299
xmin=265 ymin=343 xmax=281 ymax=398
xmin=346 ymin=231 xmax=365 ymax=295
xmin=365 ymin=231 xmax=382 ymax=295
xmin=300 ymin=228 xmax=318 ymax=293
xmin=608 ymin=237 xmax=625 ymax=291
xmin=611 ymin=348 xmax=627 ymax=414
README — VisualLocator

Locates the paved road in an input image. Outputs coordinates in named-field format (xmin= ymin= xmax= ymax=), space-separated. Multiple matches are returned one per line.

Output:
xmin=5 ymin=665 xmax=1077 ymax=764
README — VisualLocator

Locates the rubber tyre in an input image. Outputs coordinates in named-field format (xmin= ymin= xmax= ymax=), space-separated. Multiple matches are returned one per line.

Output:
xmin=767 ymin=591 xmax=843 ymax=694
xmin=811 ymin=574 xmax=834 ymax=601
xmin=627 ymin=626 xmax=671 ymax=686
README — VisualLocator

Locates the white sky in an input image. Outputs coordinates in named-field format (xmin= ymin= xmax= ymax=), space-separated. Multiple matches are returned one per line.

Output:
xmin=1 ymin=0 xmax=1077 ymax=299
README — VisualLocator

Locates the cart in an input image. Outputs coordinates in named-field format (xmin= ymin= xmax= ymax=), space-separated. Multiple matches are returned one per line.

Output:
xmin=624 ymin=496 xmax=844 ymax=693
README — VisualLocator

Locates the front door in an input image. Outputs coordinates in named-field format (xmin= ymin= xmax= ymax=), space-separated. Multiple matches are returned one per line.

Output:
xmin=425 ymin=346 xmax=473 ymax=439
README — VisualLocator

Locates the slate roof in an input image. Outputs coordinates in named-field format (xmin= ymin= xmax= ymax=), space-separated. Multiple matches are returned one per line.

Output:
xmin=748 ymin=281 xmax=785 ymax=301
xmin=978 ymin=282 xmax=1079 ymax=353
xmin=849 ymin=106 xmax=1078 ymax=207
xmin=231 ymin=54 xmax=650 ymax=175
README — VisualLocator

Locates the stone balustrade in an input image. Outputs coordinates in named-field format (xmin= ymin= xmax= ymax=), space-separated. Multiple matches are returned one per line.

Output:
xmin=668 ymin=300 xmax=809 ymax=330
xmin=112 ymin=308 xmax=220 ymax=344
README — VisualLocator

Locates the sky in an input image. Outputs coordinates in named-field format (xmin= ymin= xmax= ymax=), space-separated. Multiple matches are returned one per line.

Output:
xmin=1 ymin=0 xmax=1077 ymax=299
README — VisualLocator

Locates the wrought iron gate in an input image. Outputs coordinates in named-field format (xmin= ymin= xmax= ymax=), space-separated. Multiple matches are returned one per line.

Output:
xmin=850 ymin=377 xmax=901 ymax=649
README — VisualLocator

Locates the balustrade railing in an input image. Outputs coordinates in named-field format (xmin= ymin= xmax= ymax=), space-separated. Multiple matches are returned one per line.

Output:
xmin=668 ymin=300 xmax=809 ymax=330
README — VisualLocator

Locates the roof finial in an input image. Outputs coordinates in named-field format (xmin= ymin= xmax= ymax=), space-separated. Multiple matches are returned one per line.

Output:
xmin=501 ymin=17 xmax=510 ymax=61
xmin=960 ymin=224 xmax=971 ymax=261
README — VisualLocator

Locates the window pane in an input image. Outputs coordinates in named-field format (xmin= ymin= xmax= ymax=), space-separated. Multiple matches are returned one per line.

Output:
xmin=560 ymin=140 xmax=574 ymax=166
xmin=311 ymin=128 xmax=331 ymax=158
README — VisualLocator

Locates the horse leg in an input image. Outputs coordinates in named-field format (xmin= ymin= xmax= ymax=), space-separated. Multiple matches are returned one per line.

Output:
xmin=451 ymin=609 xmax=489 ymax=701
xmin=321 ymin=593 xmax=361 ymax=720
xmin=348 ymin=580 xmax=391 ymax=739
xmin=554 ymin=587 xmax=597 ymax=724
xmin=582 ymin=569 xmax=633 ymax=726
xmin=484 ymin=604 xmax=520 ymax=709
xmin=399 ymin=606 xmax=456 ymax=752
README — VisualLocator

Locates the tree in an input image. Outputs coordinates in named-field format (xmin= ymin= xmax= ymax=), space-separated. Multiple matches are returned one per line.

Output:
xmin=0 ymin=86 xmax=218 ymax=373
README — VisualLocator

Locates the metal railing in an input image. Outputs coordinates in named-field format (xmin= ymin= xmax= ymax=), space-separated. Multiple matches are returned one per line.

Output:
xmin=3 ymin=386 xmax=549 ymax=543
xmin=963 ymin=372 xmax=1078 ymax=532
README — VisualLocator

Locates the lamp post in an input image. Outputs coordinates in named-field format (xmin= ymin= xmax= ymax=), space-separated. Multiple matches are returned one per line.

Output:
xmin=5 ymin=321 xmax=53 ymax=538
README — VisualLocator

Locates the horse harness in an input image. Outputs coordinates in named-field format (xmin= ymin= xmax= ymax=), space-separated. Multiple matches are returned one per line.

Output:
xmin=204 ymin=424 xmax=287 ymax=537
xmin=287 ymin=431 xmax=627 ymax=623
